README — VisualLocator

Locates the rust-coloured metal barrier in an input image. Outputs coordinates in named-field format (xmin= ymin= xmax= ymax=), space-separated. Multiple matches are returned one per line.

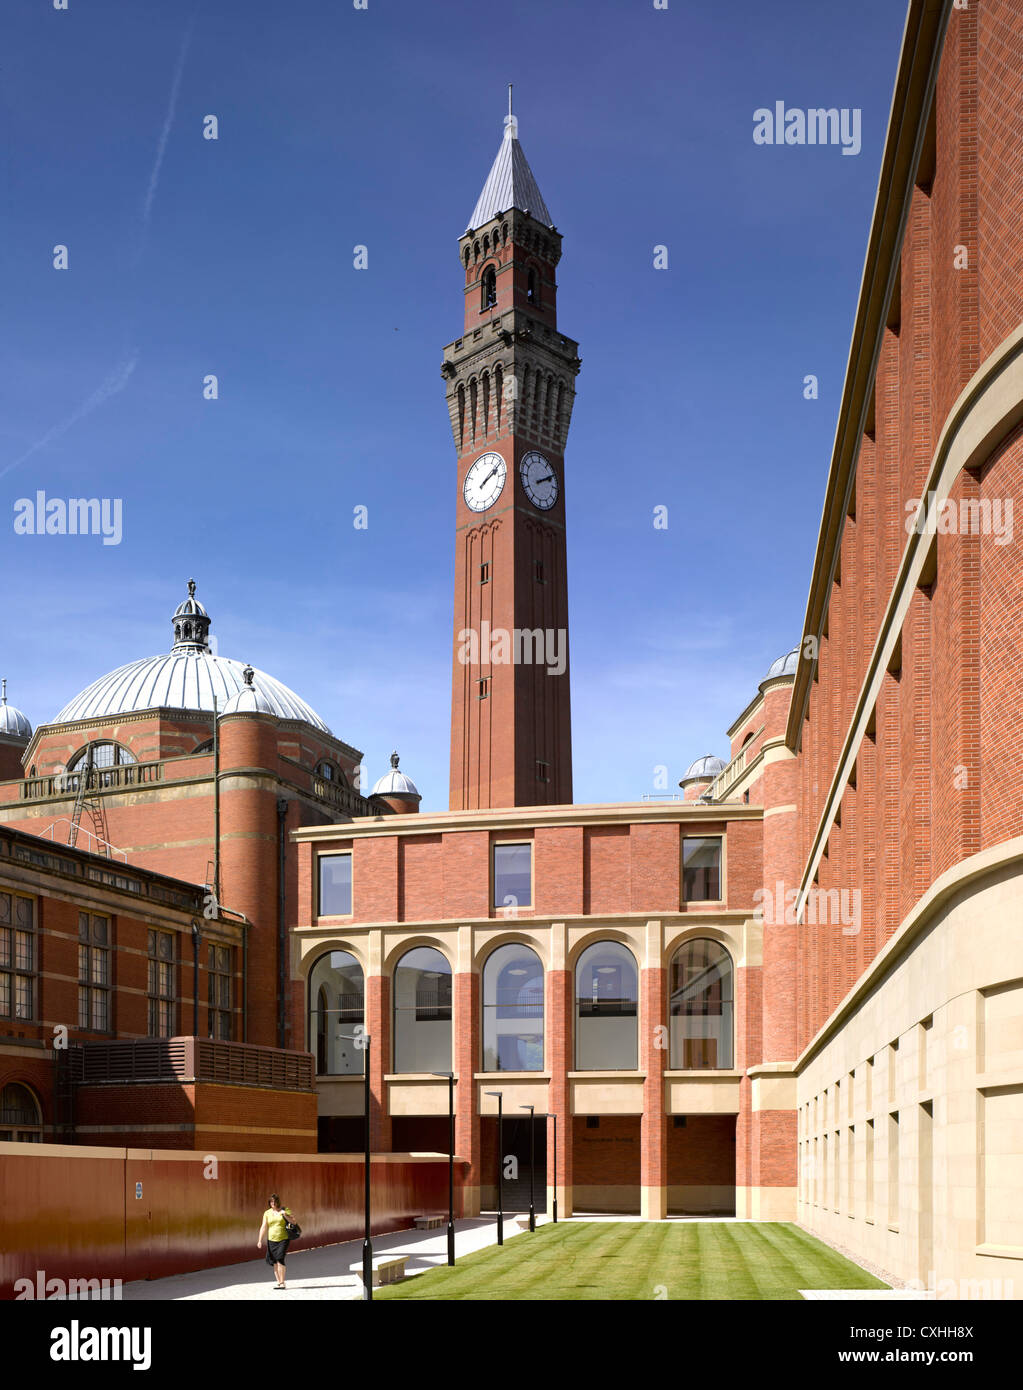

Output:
xmin=0 ymin=1141 xmax=465 ymax=1297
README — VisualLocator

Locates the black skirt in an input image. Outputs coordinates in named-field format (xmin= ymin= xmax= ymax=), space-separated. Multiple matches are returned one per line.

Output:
xmin=265 ymin=1238 xmax=290 ymax=1266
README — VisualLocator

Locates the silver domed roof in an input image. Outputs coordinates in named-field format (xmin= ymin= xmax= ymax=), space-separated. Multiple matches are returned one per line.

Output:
xmin=0 ymin=680 xmax=32 ymax=740
xmin=764 ymin=646 xmax=800 ymax=681
xmin=54 ymin=583 xmax=331 ymax=734
xmin=371 ymin=751 xmax=420 ymax=799
xmin=221 ymin=665 xmax=278 ymax=718
xmin=683 ymin=754 xmax=726 ymax=780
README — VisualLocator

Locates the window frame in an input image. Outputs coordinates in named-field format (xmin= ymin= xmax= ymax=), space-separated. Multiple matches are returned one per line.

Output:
xmin=207 ymin=942 xmax=233 ymax=1041
xmin=77 ymin=911 xmax=112 ymax=1034
xmin=480 ymin=942 xmax=545 ymax=1073
xmin=317 ymin=851 xmax=354 ymax=919
xmin=667 ymin=936 xmax=734 ymax=1071
xmin=0 ymin=891 xmax=37 ymax=1023
xmin=492 ymin=840 xmax=533 ymax=912
xmin=146 ymin=928 xmax=176 ymax=1038
xmin=681 ymin=834 xmax=724 ymax=905
xmin=573 ymin=939 xmax=640 ymax=1072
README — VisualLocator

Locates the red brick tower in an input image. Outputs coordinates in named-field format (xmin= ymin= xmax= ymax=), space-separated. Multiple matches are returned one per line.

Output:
xmin=443 ymin=93 xmax=581 ymax=811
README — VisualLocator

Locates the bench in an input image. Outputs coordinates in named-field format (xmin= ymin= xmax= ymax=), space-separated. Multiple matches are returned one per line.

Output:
xmin=413 ymin=1215 xmax=446 ymax=1230
xmin=350 ymin=1254 xmax=409 ymax=1288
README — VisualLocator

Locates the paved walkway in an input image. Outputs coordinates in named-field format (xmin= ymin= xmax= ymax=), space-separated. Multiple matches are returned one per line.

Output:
xmin=122 ymin=1219 xmax=502 ymax=1301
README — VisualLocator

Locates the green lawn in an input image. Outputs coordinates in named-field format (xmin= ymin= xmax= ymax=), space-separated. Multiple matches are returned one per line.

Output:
xmin=376 ymin=1221 xmax=889 ymax=1301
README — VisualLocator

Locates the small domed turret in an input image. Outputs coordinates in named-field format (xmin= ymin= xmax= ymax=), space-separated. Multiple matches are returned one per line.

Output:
xmin=220 ymin=664 xmax=276 ymax=717
xmin=678 ymin=753 xmax=726 ymax=803
xmin=371 ymin=751 xmax=421 ymax=814
xmin=0 ymin=679 xmax=31 ymax=741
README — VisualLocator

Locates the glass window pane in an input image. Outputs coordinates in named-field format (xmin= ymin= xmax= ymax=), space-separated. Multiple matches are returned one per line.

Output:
xmin=14 ymin=932 xmax=32 ymax=971
xmin=15 ymin=976 xmax=32 ymax=1019
xmin=0 ymin=974 xmax=9 ymax=1016
xmin=93 ymin=951 xmax=108 ymax=986
xmin=79 ymin=912 xmax=90 ymax=940
xmin=78 ymin=987 xmax=90 ymax=1030
xmin=15 ymin=897 xmax=33 ymax=928
xmin=0 ymin=928 xmax=11 ymax=969
xmin=493 ymin=843 xmax=532 ymax=909
xmin=482 ymin=943 xmax=544 ymax=1072
xmin=308 ymin=950 xmax=365 ymax=1075
xmin=0 ymin=894 xmax=10 ymax=925
xmin=318 ymin=855 xmax=352 ymax=916
xmin=393 ymin=947 xmax=451 ymax=1073
xmin=669 ymin=939 xmax=733 ymax=1069
xmin=575 ymin=941 xmax=638 ymax=1070
xmin=683 ymin=837 xmax=722 ymax=901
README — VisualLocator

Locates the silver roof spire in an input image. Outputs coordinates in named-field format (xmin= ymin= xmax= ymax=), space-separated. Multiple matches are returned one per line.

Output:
xmin=467 ymin=91 xmax=553 ymax=232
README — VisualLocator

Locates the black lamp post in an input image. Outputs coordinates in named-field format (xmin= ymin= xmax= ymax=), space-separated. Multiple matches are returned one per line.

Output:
xmin=432 ymin=1071 xmax=457 ymax=1265
xmin=485 ymin=1090 xmax=504 ymax=1245
xmin=341 ymin=1030 xmax=373 ymax=1300
xmin=545 ymin=1112 xmax=558 ymax=1222
xmin=519 ymin=1103 xmax=536 ymax=1231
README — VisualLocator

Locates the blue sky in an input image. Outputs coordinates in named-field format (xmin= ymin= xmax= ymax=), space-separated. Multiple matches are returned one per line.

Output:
xmin=1 ymin=0 xmax=907 ymax=810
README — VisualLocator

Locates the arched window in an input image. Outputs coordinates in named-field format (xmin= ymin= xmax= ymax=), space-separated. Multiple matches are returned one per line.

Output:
xmin=68 ymin=742 xmax=136 ymax=771
xmin=481 ymin=267 xmax=497 ymax=310
xmin=575 ymin=941 xmax=638 ymax=1070
xmin=0 ymin=1082 xmax=42 ymax=1142
xmin=669 ymin=939 xmax=733 ymax=1069
xmin=308 ymin=950 xmax=365 ymax=1075
xmin=193 ymin=738 xmax=214 ymax=755
xmin=393 ymin=946 xmax=451 ymax=1073
xmin=527 ymin=268 xmax=538 ymax=305
xmin=464 ymin=245 xmax=471 ymax=269
xmin=482 ymin=943 xmax=543 ymax=1072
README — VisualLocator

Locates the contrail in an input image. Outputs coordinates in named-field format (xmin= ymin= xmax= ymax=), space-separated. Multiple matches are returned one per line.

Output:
xmin=0 ymin=353 xmax=139 ymax=482
xmin=140 ymin=17 xmax=196 ymax=233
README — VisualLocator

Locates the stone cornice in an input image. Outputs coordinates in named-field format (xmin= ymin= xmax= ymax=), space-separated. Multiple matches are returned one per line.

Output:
xmin=787 ymin=0 xmax=953 ymax=747
xmin=293 ymin=799 xmax=762 ymax=842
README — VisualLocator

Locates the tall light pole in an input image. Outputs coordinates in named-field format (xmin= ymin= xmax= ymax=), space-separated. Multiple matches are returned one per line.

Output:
xmin=432 ymin=1071 xmax=457 ymax=1265
xmin=485 ymin=1090 xmax=504 ymax=1245
xmin=545 ymin=1112 xmax=558 ymax=1222
xmin=519 ymin=1103 xmax=536 ymax=1231
xmin=341 ymin=1030 xmax=372 ymax=1299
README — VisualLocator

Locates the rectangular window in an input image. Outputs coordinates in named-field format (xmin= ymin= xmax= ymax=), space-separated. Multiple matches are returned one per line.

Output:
xmin=536 ymin=760 xmax=550 ymax=783
xmin=888 ymin=1111 xmax=900 ymax=1230
xmin=147 ymin=928 xmax=176 ymax=1037
xmin=207 ymin=943 xmax=232 ymax=1040
xmin=682 ymin=836 xmax=722 ymax=902
xmin=77 ymin=912 xmax=111 ymax=1033
xmin=535 ymin=559 xmax=545 ymax=584
xmin=493 ymin=842 xmax=532 ymax=909
xmin=478 ymin=677 xmax=490 ymax=699
xmin=586 ymin=1115 xmax=600 ymax=1129
xmin=318 ymin=853 xmax=353 ymax=917
xmin=480 ymin=562 xmax=490 ymax=584
xmin=0 ymin=892 xmax=36 ymax=1021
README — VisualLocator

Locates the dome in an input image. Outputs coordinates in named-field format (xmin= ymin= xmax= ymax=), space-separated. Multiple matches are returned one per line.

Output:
xmin=683 ymin=754 xmax=726 ymax=781
xmin=0 ymin=680 xmax=32 ymax=740
xmin=220 ymin=665 xmax=277 ymax=717
xmin=371 ymin=751 xmax=420 ymax=799
xmin=764 ymin=646 xmax=800 ymax=682
xmin=53 ymin=582 xmax=332 ymax=735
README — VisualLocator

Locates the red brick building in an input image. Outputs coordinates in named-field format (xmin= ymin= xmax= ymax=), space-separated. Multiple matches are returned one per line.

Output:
xmin=2 ymin=0 xmax=1022 ymax=1292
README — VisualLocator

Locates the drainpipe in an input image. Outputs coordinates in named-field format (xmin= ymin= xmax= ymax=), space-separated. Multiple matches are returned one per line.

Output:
xmin=277 ymin=797 xmax=288 ymax=1050
xmin=213 ymin=696 xmax=221 ymax=908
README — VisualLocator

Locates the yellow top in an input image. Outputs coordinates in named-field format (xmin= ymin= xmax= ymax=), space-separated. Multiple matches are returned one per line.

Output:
xmin=265 ymin=1207 xmax=292 ymax=1242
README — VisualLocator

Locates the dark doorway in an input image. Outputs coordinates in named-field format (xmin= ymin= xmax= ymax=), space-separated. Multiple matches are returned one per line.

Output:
xmin=482 ymin=1113 xmax=547 ymax=1213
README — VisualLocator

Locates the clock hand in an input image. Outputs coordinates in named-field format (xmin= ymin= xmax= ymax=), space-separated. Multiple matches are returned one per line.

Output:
xmin=535 ymin=474 xmax=554 ymax=485
xmin=481 ymin=465 xmax=499 ymax=485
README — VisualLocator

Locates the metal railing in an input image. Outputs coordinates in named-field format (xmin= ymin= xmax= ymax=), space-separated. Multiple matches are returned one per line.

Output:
xmin=708 ymin=726 xmax=765 ymax=801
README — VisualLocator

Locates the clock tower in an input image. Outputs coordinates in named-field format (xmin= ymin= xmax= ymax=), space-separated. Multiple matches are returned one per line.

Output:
xmin=443 ymin=95 xmax=581 ymax=811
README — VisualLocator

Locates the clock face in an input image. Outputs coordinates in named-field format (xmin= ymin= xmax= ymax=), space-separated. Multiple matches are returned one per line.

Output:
xmin=519 ymin=451 xmax=559 ymax=511
xmin=463 ymin=452 xmax=507 ymax=512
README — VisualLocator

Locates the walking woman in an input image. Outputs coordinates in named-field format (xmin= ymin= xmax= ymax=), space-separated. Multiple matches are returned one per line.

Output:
xmin=257 ymin=1193 xmax=298 ymax=1289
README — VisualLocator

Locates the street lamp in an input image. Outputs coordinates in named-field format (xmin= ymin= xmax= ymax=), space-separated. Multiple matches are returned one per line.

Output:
xmin=519 ymin=1104 xmax=536 ymax=1231
xmin=544 ymin=1112 xmax=558 ymax=1223
xmin=432 ymin=1071 xmax=457 ymax=1265
xmin=340 ymin=1030 xmax=372 ymax=1299
xmin=485 ymin=1090 xmax=504 ymax=1245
